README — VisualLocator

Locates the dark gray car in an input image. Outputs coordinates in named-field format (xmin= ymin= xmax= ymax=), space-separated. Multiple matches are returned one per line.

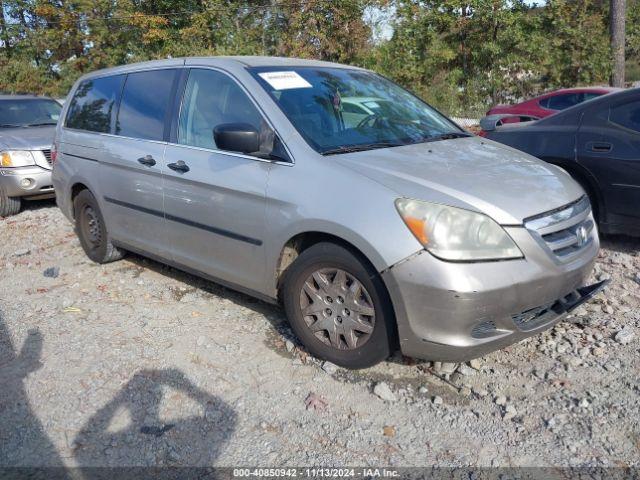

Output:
xmin=0 ymin=95 xmax=61 ymax=216
xmin=482 ymin=88 xmax=640 ymax=237
xmin=52 ymin=57 xmax=606 ymax=368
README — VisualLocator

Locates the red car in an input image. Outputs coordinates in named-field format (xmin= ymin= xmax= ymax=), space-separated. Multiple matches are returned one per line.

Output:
xmin=487 ymin=87 xmax=619 ymax=120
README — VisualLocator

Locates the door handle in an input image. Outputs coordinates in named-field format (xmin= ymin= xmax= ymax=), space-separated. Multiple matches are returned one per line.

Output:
xmin=137 ymin=155 xmax=156 ymax=167
xmin=167 ymin=160 xmax=190 ymax=173
xmin=589 ymin=142 xmax=612 ymax=153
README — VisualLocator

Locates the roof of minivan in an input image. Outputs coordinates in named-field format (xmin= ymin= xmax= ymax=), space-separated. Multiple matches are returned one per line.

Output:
xmin=216 ymin=56 xmax=357 ymax=68
xmin=76 ymin=56 xmax=364 ymax=81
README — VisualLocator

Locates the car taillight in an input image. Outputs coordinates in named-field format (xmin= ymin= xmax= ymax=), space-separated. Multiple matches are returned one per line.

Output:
xmin=51 ymin=142 xmax=58 ymax=165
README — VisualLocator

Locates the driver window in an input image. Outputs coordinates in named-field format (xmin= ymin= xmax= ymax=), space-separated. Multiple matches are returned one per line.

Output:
xmin=178 ymin=69 xmax=264 ymax=150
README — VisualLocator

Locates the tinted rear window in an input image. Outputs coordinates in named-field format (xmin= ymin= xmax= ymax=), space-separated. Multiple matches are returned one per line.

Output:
xmin=610 ymin=101 xmax=640 ymax=133
xmin=116 ymin=69 xmax=177 ymax=141
xmin=66 ymin=75 xmax=124 ymax=133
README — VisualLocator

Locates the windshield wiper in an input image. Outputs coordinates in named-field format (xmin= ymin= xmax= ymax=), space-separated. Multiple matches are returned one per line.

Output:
xmin=423 ymin=132 xmax=472 ymax=142
xmin=0 ymin=123 xmax=25 ymax=128
xmin=321 ymin=142 xmax=406 ymax=156
xmin=25 ymin=122 xmax=57 ymax=126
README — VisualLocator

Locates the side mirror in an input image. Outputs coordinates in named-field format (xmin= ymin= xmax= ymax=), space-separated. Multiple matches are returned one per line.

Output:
xmin=213 ymin=123 xmax=260 ymax=154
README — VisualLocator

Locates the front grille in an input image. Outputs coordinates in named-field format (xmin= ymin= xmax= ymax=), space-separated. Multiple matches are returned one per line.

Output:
xmin=42 ymin=149 xmax=52 ymax=166
xmin=524 ymin=196 xmax=594 ymax=262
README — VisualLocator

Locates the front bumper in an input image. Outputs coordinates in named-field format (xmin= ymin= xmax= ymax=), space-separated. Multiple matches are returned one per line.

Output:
xmin=382 ymin=225 xmax=603 ymax=362
xmin=0 ymin=166 xmax=54 ymax=199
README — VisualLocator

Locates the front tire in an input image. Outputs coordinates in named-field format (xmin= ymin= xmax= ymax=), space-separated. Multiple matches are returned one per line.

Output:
xmin=281 ymin=242 xmax=396 ymax=369
xmin=73 ymin=189 xmax=124 ymax=264
xmin=0 ymin=187 xmax=21 ymax=217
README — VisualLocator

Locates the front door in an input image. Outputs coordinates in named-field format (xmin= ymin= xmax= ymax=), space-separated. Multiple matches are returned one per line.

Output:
xmin=162 ymin=68 xmax=272 ymax=293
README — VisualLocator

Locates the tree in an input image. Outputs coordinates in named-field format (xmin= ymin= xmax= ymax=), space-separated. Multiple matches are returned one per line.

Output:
xmin=538 ymin=0 xmax=611 ymax=88
xmin=610 ymin=0 xmax=627 ymax=86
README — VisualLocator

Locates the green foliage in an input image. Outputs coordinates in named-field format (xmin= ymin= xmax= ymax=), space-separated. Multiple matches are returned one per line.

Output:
xmin=538 ymin=0 xmax=612 ymax=87
xmin=627 ymin=0 xmax=640 ymax=81
xmin=0 ymin=0 xmax=637 ymax=113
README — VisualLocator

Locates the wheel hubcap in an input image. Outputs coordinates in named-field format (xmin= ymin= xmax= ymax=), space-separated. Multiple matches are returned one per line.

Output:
xmin=82 ymin=206 xmax=101 ymax=245
xmin=299 ymin=268 xmax=376 ymax=350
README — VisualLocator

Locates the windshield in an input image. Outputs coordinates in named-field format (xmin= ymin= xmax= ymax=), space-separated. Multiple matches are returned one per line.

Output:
xmin=0 ymin=99 xmax=62 ymax=128
xmin=249 ymin=67 xmax=464 ymax=154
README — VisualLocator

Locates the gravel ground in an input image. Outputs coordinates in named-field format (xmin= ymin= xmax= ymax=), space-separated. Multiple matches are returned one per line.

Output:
xmin=1 ymin=201 xmax=639 ymax=468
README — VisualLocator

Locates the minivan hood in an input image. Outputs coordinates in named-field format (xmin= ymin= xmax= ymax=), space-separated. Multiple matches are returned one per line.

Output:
xmin=0 ymin=125 xmax=56 ymax=151
xmin=335 ymin=136 xmax=584 ymax=225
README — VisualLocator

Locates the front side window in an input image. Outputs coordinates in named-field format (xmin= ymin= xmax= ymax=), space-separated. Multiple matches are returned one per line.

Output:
xmin=178 ymin=69 xmax=265 ymax=151
xmin=116 ymin=69 xmax=177 ymax=141
xmin=66 ymin=75 xmax=124 ymax=133
xmin=0 ymin=99 xmax=61 ymax=128
xmin=609 ymin=101 xmax=640 ymax=133
xmin=249 ymin=67 xmax=463 ymax=154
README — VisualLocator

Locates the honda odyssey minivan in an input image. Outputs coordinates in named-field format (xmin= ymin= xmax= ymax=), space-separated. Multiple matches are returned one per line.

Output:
xmin=52 ymin=57 xmax=606 ymax=368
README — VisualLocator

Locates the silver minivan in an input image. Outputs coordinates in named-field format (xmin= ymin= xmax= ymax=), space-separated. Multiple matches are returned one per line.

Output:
xmin=52 ymin=57 xmax=606 ymax=368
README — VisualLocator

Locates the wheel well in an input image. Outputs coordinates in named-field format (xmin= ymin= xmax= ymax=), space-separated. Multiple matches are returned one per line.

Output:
xmin=562 ymin=165 xmax=603 ymax=221
xmin=70 ymin=183 xmax=89 ymax=216
xmin=275 ymin=232 xmax=377 ymax=293
xmin=275 ymin=231 xmax=400 ymax=352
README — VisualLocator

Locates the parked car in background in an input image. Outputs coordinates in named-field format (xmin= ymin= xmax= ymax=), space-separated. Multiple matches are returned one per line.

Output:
xmin=484 ymin=88 xmax=640 ymax=237
xmin=0 ymin=95 xmax=61 ymax=216
xmin=53 ymin=57 xmax=605 ymax=368
xmin=485 ymin=87 xmax=619 ymax=125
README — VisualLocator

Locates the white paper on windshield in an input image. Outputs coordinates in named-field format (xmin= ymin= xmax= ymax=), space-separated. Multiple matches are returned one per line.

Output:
xmin=258 ymin=71 xmax=312 ymax=90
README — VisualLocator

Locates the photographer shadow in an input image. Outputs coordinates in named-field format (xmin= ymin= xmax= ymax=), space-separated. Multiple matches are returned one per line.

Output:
xmin=73 ymin=368 xmax=236 ymax=472
xmin=0 ymin=315 xmax=69 ymax=478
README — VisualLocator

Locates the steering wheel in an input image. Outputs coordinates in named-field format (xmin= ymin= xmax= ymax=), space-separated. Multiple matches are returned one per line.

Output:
xmin=356 ymin=114 xmax=386 ymax=129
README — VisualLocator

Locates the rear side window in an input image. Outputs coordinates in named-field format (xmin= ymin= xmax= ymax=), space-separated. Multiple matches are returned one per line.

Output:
xmin=544 ymin=93 xmax=581 ymax=111
xmin=66 ymin=75 xmax=124 ymax=133
xmin=609 ymin=101 xmax=640 ymax=133
xmin=116 ymin=69 xmax=177 ymax=141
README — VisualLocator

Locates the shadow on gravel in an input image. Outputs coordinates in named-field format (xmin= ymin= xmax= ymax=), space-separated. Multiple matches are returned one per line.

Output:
xmin=123 ymin=252 xmax=295 ymax=344
xmin=123 ymin=253 xmax=420 ymax=368
xmin=73 ymin=368 xmax=237 ymax=469
xmin=600 ymin=233 xmax=640 ymax=253
xmin=0 ymin=314 xmax=70 ymax=478
xmin=1 ymin=314 xmax=236 ymax=477
xmin=18 ymin=198 xmax=57 ymax=213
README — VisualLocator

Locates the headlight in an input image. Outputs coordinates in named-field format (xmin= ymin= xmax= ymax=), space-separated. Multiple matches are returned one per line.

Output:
xmin=0 ymin=150 xmax=36 ymax=167
xmin=395 ymin=198 xmax=523 ymax=261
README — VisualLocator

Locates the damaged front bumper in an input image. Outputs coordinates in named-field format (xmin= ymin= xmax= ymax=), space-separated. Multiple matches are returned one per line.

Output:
xmin=381 ymin=227 xmax=603 ymax=362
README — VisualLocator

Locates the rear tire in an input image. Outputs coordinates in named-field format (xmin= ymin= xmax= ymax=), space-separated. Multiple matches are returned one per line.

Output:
xmin=73 ymin=189 xmax=124 ymax=263
xmin=0 ymin=187 xmax=21 ymax=217
xmin=281 ymin=242 xmax=396 ymax=369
